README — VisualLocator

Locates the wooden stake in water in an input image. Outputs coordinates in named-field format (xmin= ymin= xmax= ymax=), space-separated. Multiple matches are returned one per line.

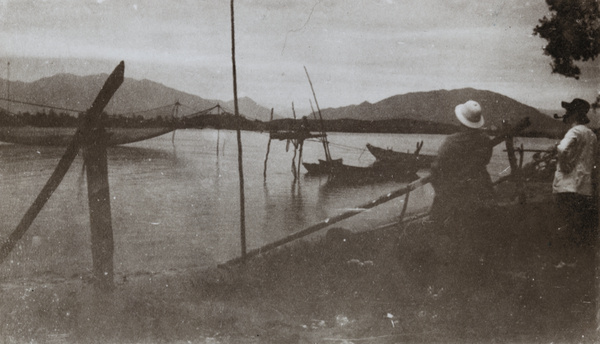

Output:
xmin=6 ymin=61 xmax=10 ymax=115
xmin=171 ymin=101 xmax=180 ymax=146
xmin=263 ymin=108 xmax=274 ymax=179
xmin=230 ymin=0 xmax=247 ymax=259
xmin=291 ymin=104 xmax=298 ymax=179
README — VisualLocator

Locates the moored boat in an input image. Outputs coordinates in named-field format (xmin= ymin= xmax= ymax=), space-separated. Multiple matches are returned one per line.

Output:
xmin=366 ymin=142 xmax=435 ymax=170
xmin=0 ymin=126 xmax=175 ymax=146
xmin=302 ymin=158 xmax=419 ymax=184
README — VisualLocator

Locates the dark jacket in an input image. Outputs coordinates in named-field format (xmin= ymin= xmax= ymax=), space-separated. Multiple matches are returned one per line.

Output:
xmin=430 ymin=130 xmax=494 ymax=222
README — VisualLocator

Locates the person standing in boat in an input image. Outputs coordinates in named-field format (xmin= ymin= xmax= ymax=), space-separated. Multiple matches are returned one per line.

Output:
xmin=429 ymin=100 xmax=495 ymax=225
xmin=552 ymin=98 xmax=597 ymax=246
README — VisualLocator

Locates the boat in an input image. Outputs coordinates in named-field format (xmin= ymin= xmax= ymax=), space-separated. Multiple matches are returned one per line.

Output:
xmin=366 ymin=142 xmax=436 ymax=170
xmin=0 ymin=126 xmax=176 ymax=146
xmin=302 ymin=159 xmax=344 ymax=175
xmin=303 ymin=158 xmax=419 ymax=183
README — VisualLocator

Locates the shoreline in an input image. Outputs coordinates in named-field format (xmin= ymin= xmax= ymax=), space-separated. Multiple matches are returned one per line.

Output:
xmin=1 ymin=181 xmax=597 ymax=343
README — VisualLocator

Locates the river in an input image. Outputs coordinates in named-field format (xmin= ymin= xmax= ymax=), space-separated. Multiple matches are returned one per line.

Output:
xmin=0 ymin=129 xmax=557 ymax=279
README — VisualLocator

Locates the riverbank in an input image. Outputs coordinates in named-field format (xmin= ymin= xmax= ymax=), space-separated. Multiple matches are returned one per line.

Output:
xmin=0 ymin=181 xmax=597 ymax=343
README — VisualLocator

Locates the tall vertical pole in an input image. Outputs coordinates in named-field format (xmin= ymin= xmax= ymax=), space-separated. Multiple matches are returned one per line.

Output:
xmin=230 ymin=0 xmax=247 ymax=259
xmin=291 ymin=104 xmax=298 ymax=179
xmin=171 ymin=101 xmax=179 ymax=145
xmin=6 ymin=61 xmax=10 ymax=114
xmin=216 ymin=105 xmax=221 ymax=156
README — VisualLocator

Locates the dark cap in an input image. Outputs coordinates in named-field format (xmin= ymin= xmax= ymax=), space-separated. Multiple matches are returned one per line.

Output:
xmin=561 ymin=98 xmax=590 ymax=124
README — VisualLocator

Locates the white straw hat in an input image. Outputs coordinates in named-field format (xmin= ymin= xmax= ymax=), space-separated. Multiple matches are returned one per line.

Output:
xmin=455 ymin=100 xmax=484 ymax=129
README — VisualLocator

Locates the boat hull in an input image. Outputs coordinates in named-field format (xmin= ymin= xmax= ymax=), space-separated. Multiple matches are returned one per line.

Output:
xmin=366 ymin=143 xmax=435 ymax=170
xmin=302 ymin=158 xmax=419 ymax=184
xmin=0 ymin=126 xmax=175 ymax=146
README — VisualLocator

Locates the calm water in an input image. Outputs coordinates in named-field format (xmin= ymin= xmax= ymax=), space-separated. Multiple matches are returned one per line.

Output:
xmin=0 ymin=129 xmax=557 ymax=279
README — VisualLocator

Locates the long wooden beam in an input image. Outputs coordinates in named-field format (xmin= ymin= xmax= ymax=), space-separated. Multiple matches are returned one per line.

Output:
xmin=221 ymin=175 xmax=432 ymax=267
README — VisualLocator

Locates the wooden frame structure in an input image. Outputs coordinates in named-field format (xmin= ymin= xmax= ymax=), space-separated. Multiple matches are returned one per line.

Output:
xmin=0 ymin=61 xmax=125 ymax=290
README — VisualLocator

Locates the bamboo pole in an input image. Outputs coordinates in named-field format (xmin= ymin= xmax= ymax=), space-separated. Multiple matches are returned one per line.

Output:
xmin=291 ymin=104 xmax=299 ymax=179
xmin=221 ymin=175 xmax=432 ymax=266
xmin=230 ymin=0 xmax=247 ymax=259
xmin=263 ymin=108 xmax=274 ymax=179
xmin=217 ymin=129 xmax=220 ymax=156
xmin=216 ymin=105 xmax=221 ymax=156
xmin=171 ymin=101 xmax=179 ymax=146
xmin=304 ymin=67 xmax=332 ymax=162
xmin=6 ymin=61 xmax=10 ymax=115
xmin=297 ymin=141 xmax=303 ymax=178
xmin=291 ymin=143 xmax=297 ymax=179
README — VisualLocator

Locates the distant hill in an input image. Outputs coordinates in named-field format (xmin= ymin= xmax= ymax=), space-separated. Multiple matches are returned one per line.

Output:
xmin=319 ymin=88 xmax=565 ymax=137
xmin=0 ymin=74 xmax=278 ymax=121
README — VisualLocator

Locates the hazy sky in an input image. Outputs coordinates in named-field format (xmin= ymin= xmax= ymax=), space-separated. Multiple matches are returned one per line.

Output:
xmin=1 ymin=0 xmax=598 ymax=115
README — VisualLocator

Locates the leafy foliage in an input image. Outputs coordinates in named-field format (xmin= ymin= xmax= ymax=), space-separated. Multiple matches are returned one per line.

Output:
xmin=533 ymin=0 xmax=600 ymax=79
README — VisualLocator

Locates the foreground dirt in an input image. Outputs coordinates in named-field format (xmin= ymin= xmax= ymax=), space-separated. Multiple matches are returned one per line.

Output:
xmin=0 ymin=183 xmax=598 ymax=343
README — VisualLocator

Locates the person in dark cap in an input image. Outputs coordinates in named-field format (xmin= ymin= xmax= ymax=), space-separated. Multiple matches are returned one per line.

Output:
xmin=552 ymin=98 xmax=597 ymax=247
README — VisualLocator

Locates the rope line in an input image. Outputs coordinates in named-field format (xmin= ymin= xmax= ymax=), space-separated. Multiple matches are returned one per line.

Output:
xmin=115 ymin=103 xmax=175 ymax=117
xmin=0 ymin=98 xmax=228 ymax=120
xmin=0 ymin=96 xmax=83 ymax=113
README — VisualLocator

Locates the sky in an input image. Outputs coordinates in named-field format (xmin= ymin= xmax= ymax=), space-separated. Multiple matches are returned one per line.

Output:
xmin=0 ymin=0 xmax=599 ymax=116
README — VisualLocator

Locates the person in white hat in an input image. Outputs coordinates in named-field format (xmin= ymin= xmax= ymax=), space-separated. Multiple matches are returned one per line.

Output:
xmin=552 ymin=98 xmax=597 ymax=246
xmin=429 ymin=100 xmax=495 ymax=225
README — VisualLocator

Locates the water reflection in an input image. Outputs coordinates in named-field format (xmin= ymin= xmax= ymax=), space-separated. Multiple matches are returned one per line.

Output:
xmin=262 ymin=178 xmax=307 ymax=232
xmin=289 ymin=179 xmax=306 ymax=227
xmin=108 ymin=145 xmax=178 ymax=163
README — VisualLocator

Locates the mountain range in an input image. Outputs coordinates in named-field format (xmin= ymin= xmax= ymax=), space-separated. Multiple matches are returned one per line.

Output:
xmin=0 ymin=73 xmax=564 ymax=136
xmin=0 ymin=74 xmax=279 ymax=121
xmin=318 ymin=88 xmax=564 ymax=136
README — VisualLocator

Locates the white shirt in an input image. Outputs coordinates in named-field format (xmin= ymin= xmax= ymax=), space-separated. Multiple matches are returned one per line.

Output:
xmin=553 ymin=124 xmax=597 ymax=196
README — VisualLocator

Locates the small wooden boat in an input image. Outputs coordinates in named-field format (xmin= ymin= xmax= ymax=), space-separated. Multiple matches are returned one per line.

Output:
xmin=366 ymin=142 xmax=435 ymax=170
xmin=303 ymin=158 xmax=419 ymax=183
xmin=302 ymin=159 xmax=344 ymax=175
xmin=0 ymin=126 xmax=175 ymax=146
